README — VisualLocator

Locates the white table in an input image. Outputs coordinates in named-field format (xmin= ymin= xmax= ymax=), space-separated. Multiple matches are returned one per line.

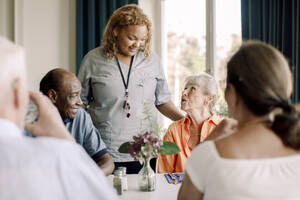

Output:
xmin=107 ymin=174 xmax=181 ymax=200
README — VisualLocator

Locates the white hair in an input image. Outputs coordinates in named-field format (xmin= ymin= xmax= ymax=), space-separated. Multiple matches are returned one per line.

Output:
xmin=184 ymin=73 xmax=218 ymax=113
xmin=0 ymin=36 xmax=27 ymax=102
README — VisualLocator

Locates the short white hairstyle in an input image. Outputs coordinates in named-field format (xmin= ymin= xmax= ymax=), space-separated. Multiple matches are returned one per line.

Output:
xmin=0 ymin=36 xmax=27 ymax=101
xmin=184 ymin=73 xmax=218 ymax=113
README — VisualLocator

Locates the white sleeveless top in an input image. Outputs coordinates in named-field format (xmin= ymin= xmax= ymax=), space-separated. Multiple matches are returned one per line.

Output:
xmin=186 ymin=141 xmax=300 ymax=200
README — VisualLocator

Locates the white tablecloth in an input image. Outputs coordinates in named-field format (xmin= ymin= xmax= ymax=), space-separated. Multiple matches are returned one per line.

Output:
xmin=107 ymin=174 xmax=181 ymax=200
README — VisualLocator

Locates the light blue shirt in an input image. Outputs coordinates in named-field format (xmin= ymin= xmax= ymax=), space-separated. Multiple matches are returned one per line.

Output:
xmin=64 ymin=107 xmax=107 ymax=160
xmin=78 ymin=48 xmax=171 ymax=162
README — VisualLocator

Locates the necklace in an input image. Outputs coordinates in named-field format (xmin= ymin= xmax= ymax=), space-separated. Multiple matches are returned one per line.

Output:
xmin=188 ymin=115 xmax=207 ymax=136
xmin=191 ymin=131 xmax=201 ymax=136
xmin=116 ymin=56 xmax=134 ymax=118
xmin=189 ymin=124 xmax=201 ymax=136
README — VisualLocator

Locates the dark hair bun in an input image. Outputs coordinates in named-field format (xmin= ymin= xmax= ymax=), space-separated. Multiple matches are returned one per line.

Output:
xmin=271 ymin=107 xmax=300 ymax=150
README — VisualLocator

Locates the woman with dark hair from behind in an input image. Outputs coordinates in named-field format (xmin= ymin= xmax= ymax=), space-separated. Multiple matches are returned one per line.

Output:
xmin=178 ymin=41 xmax=300 ymax=200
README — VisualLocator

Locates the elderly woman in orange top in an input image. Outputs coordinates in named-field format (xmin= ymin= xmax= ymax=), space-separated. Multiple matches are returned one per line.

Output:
xmin=158 ymin=73 xmax=221 ymax=173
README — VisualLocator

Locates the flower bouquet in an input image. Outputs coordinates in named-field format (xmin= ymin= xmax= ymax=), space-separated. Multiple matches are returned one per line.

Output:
xmin=118 ymin=104 xmax=181 ymax=191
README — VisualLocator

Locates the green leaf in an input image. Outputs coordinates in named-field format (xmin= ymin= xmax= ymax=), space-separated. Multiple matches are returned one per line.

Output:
xmin=118 ymin=142 xmax=130 ymax=153
xmin=159 ymin=141 xmax=181 ymax=155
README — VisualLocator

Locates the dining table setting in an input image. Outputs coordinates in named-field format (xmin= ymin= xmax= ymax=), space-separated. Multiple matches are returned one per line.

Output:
xmin=107 ymin=173 xmax=184 ymax=200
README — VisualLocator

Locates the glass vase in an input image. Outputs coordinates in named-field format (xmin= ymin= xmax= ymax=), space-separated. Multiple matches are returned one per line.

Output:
xmin=138 ymin=157 xmax=156 ymax=191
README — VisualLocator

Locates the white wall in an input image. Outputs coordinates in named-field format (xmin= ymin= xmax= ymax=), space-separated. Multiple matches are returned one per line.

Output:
xmin=0 ymin=0 xmax=14 ymax=40
xmin=0 ymin=0 xmax=76 ymax=91
xmin=140 ymin=0 xmax=171 ymax=128
xmin=139 ymin=0 xmax=161 ymax=56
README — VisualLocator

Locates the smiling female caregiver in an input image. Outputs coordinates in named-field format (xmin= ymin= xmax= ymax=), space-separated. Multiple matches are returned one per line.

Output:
xmin=78 ymin=4 xmax=184 ymax=174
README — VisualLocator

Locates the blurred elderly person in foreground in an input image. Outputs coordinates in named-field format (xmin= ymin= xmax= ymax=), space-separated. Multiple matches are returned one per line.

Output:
xmin=178 ymin=41 xmax=300 ymax=200
xmin=158 ymin=73 xmax=221 ymax=173
xmin=0 ymin=37 xmax=118 ymax=199
xmin=39 ymin=68 xmax=114 ymax=175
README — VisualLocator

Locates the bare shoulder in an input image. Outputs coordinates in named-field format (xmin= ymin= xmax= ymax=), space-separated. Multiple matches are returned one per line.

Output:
xmin=214 ymin=131 xmax=243 ymax=158
xmin=214 ymin=126 xmax=300 ymax=159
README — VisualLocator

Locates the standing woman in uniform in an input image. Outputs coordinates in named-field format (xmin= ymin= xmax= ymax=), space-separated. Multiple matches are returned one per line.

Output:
xmin=78 ymin=4 xmax=184 ymax=174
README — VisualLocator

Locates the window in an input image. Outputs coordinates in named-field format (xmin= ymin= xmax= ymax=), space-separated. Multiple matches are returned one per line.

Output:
xmin=215 ymin=0 xmax=241 ymax=115
xmin=164 ymin=0 xmax=241 ymax=127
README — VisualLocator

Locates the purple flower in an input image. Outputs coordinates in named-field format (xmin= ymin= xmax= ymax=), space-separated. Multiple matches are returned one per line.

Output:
xmin=126 ymin=130 xmax=164 ymax=161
